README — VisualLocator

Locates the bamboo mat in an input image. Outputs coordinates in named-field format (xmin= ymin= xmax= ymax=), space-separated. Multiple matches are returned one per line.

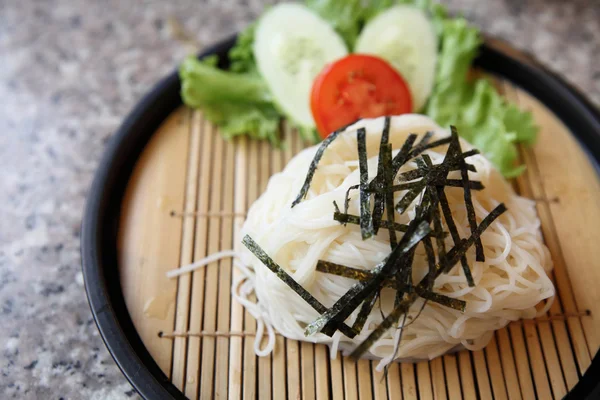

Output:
xmin=118 ymin=77 xmax=600 ymax=399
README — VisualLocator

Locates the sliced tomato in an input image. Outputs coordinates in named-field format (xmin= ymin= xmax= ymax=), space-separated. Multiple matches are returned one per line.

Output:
xmin=310 ymin=54 xmax=413 ymax=138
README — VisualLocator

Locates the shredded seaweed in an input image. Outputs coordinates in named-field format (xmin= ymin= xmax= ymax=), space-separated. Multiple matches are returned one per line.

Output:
xmin=349 ymin=292 xmax=418 ymax=359
xmin=452 ymin=126 xmax=484 ymax=262
xmin=343 ymin=185 xmax=360 ymax=216
xmin=315 ymin=260 xmax=465 ymax=311
xmin=371 ymin=118 xmax=392 ymax=234
xmin=247 ymin=125 xmax=509 ymax=360
xmin=352 ymin=291 xmax=379 ymax=335
xmin=242 ymin=235 xmax=356 ymax=337
xmin=305 ymin=220 xmax=431 ymax=337
xmin=291 ymin=120 xmax=359 ymax=207
xmin=357 ymin=127 xmax=374 ymax=240
xmin=381 ymin=144 xmax=398 ymax=247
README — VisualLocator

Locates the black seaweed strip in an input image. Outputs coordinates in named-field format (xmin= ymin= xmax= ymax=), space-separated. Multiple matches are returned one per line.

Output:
xmin=443 ymin=179 xmax=484 ymax=190
xmin=306 ymin=221 xmax=431 ymax=337
xmin=333 ymin=201 xmax=340 ymax=214
xmin=316 ymin=261 xmax=377 ymax=282
xmin=333 ymin=211 xmax=446 ymax=239
xmin=390 ymin=134 xmax=419 ymax=175
xmin=434 ymin=203 xmax=507 ymax=278
xmin=357 ymin=127 xmax=374 ymax=240
xmin=397 ymin=158 xmax=476 ymax=182
xmin=419 ymin=291 xmax=466 ymax=311
xmin=408 ymin=135 xmax=451 ymax=157
xmin=394 ymin=182 xmax=427 ymax=214
xmin=334 ymin=212 xmax=409 ymax=233
xmin=350 ymin=204 xmax=507 ymax=358
xmin=349 ymin=292 xmax=418 ymax=359
xmin=366 ymin=181 xmax=423 ymax=193
xmin=422 ymin=229 xmax=437 ymax=289
xmin=343 ymin=184 xmax=360 ymax=217
xmin=395 ymin=247 xmax=416 ymax=307
xmin=452 ymin=126 xmax=484 ymax=263
xmin=367 ymin=134 xmax=417 ymax=192
xmin=351 ymin=290 xmax=379 ymax=335
xmin=315 ymin=261 xmax=465 ymax=311
xmin=381 ymin=144 xmax=397 ymax=247
xmin=462 ymin=148 xmax=480 ymax=158
xmin=415 ymin=131 xmax=434 ymax=150
xmin=426 ymin=140 xmax=475 ymax=286
xmin=242 ymin=235 xmax=356 ymax=338
xmin=371 ymin=118 xmax=391 ymax=234
xmin=369 ymin=179 xmax=482 ymax=193
xmin=291 ymin=120 xmax=360 ymax=207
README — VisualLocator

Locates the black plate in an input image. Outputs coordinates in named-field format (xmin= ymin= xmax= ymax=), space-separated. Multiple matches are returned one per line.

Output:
xmin=82 ymin=34 xmax=600 ymax=400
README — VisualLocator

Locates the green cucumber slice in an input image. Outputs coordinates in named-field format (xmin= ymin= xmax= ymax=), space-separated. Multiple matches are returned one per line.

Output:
xmin=355 ymin=5 xmax=438 ymax=112
xmin=253 ymin=3 xmax=348 ymax=131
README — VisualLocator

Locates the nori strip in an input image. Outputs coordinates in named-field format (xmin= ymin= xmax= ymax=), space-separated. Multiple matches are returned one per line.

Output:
xmin=315 ymin=260 xmax=465 ymax=311
xmin=334 ymin=212 xmax=409 ymax=233
xmin=371 ymin=118 xmax=392 ymax=234
xmin=350 ymin=204 xmax=506 ymax=359
xmin=381 ymin=144 xmax=397 ymax=247
xmin=344 ymin=184 xmax=360 ymax=216
xmin=451 ymin=126 xmax=484 ymax=262
xmin=394 ymin=246 xmax=416 ymax=308
xmin=349 ymin=292 xmax=418 ymax=359
xmin=366 ymin=181 xmax=423 ymax=193
xmin=418 ymin=291 xmax=465 ymax=311
xmin=291 ymin=120 xmax=360 ymax=207
xmin=395 ymin=183 xmax=426 ymax=214
xmin=242 ymin=235 xmax=356 ymax=337
xmin=435 ymin=203 xmax=507 ymax=277
xmin=422 ymin=228 xmax=437 ymax=289
xmin=357 ymin=127 xmax=374 ymax=240
xmin=305 ymin=221 xmax=431 ymax=337
xmin=333 ymin=211 xmax=446 ymax=239
xmin=333 ymin=201 xmax=340 ymax=214
xmin=428 ymin=138 xmax=475 ymax=287
xmin=396 ymin=159 xmax=476 ymax=182
xmin=367 ymin=133 xmax=417 ymax=193
xmin=352 ymin=290 xmax=379 ymax=335
xmin=443 ymin=179 xmax=484 ymax=190
xmin=408 ymin=135 xmax=452 ymax=157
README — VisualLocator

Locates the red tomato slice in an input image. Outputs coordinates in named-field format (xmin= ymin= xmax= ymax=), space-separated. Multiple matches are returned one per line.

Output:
xmin=310 ymin=54 xmax=413 ymax=138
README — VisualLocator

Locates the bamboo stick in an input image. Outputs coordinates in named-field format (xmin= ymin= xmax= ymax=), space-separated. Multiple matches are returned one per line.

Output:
xmin=171 ymin=109 xmax=200 ymax=389
xmin=185 ymin=117 xmax=215 ymax=399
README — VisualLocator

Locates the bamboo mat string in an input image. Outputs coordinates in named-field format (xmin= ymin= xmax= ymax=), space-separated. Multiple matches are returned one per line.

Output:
xmin=158 ymin=311 xmax=591 ymax=339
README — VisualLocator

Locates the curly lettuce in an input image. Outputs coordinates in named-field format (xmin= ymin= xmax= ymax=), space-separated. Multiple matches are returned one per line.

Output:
xmin=179 ymin=55 xmax=281 ymax=144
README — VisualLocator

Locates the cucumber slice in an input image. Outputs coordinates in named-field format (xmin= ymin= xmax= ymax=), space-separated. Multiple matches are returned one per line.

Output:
xmin=355 ymin=5 xmax=438 ymax=112
xmin=253 ymin=3 xmax=348 ymax=130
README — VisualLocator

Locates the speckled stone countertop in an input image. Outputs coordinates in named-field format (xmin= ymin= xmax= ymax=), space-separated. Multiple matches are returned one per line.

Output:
xmin=0 ymin=0 xmax=598 ymax=398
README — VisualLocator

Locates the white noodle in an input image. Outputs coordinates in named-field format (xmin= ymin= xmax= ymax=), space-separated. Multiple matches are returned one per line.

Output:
xmin=238 ymin=115 xmax=554 ymax=366
xmin=167 ymin=115 xmax=554 ymax=367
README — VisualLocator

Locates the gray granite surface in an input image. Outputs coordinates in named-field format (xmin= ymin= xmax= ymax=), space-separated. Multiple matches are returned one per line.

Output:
xmin=0 ymin=0 xmax=598 ymax=398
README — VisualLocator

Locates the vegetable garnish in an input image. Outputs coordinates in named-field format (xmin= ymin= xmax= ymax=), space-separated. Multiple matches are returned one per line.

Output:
xmin=179 ymin=0 xmax=538 ymax=177
xmin=310 ymin=55 xmax=412 ymax=137
xmin=244 ymin=122 xmax=507 ymax=360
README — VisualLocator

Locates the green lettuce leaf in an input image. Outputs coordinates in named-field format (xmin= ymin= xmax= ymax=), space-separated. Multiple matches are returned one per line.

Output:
xmin=424 ymin=13 xmax=537 ymax=176
xmin=180 ymin=55 xmax=281 ymax=144
xmin=228 ymin=24 xmax=258 ymax=74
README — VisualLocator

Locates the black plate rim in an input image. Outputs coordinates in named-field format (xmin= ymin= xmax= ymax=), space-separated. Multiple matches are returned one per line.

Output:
xmin=81 ymin=34 xmax=600 ymax=400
